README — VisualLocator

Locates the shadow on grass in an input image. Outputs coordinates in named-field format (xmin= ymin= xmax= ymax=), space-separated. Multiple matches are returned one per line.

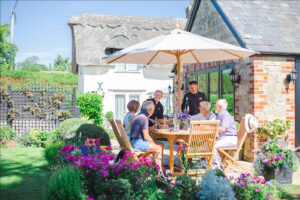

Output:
xmin=279 ymin=185 xmax=300 ymax=200
xmin=0 ymin=148 xmax=50 ymax=200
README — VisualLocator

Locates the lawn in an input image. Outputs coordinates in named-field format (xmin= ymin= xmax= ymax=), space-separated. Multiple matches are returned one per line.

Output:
xmin=0 ymin=148 xmax=49 ymax=200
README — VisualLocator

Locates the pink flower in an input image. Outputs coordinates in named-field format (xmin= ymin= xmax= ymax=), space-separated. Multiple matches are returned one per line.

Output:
xmin=144 ymin=157 xmax=152 ymax=166
xmin=96 ymin=138 xmax=100 ymax=145
xmin=131 ymin=166 xmax=136 ymax=171
xmin=87 ymin=198 xmax=94 ymax=200
xmin=101 ymin=169 xmax=108 ymax=178
xmin=264 ymin=159 xmax=269 ymax=163
xmin=271 ymin=158 xmax=275 ymax=162
xmin=85 ymin=138 xmax=95 ymax=146
xmin=276 ymin=157 xmax=281 ymax=161
xmin=105 ymin=146 xmax=113 ymax=150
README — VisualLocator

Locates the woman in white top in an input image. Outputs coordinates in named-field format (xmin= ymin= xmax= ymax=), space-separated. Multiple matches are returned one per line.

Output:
xmin=191 ymin=101 xmax=216 ymax=121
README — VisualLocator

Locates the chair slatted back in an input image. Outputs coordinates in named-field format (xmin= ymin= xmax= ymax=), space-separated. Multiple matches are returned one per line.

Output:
xmin=187 ymin=120 xmax=220 ymax=156
xmin=115 ymin=120 xmax=135 ymax=153
xmin=235 ymin=117 xmax=248 ymax=157
xmin=237 ymin=117 xmax=247 ymax=147
xmin=109 ymin=119 xmax=125 ymax=148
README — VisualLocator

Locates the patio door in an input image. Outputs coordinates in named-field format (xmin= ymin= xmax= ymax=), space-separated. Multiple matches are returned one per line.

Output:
xmin=295 ymin=58 xmax=300 ymax=147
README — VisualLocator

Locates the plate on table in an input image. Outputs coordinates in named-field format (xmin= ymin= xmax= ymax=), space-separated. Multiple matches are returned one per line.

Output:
xmin=157 ymin=128 xmax=171 ymax=132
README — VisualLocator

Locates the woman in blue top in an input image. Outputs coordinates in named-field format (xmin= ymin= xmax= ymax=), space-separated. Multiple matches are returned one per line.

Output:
xmin=123 ymin=100 xmax=140 ymax=137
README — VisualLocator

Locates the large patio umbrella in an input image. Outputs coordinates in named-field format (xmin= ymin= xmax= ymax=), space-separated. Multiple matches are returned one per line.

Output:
xmin=104 ymin=27 xmax=257 ymax=110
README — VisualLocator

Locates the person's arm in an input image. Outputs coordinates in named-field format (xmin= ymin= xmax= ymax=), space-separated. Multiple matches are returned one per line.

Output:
xmin=158 ymin=104 xmax=164 ymax=119
xmin=142 ymin=129 xmax=155 ymax=143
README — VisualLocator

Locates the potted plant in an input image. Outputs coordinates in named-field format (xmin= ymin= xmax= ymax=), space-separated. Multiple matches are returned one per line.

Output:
xmin=254 ymin=139 xmax=299 ymax=184
xmin=257 ymin=119 xmax=290 ymax=146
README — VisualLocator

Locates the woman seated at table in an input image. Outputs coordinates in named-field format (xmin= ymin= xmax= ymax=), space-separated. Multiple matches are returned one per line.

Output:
xmin=130 ymin=100 xmax=164 ymax=170
xmin=144 ymin=90 xmax=167 ymax=129
xmin=212 ymin=99 xmax=237 ymax=168
xmin=123 ymin=100 xmax=140 ymax=138
xmin=190 ymin=101 xmax=216 ymax=121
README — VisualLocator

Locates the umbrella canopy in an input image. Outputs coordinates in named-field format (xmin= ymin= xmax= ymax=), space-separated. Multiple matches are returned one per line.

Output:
xmin=104 ymin=28 xmax=257 ymax=110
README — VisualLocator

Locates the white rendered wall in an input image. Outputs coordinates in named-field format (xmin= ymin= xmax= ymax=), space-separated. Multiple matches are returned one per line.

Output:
xmin=79 ymin=65 xmax=173 ymax=119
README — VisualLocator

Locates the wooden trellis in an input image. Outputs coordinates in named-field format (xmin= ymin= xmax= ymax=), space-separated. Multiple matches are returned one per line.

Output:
xmin=0 ymin=84 xmax=80 ymax=134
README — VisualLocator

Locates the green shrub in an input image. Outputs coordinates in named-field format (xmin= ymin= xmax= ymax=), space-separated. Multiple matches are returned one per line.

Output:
xmin=45 ymin=166 xmax=84 ymax=200
xmin=70 ymin=123 xmax=111 ymax=146
xmin=0 ymin=125 xmax=16 ymax=144
xmin=57 ymin=118 xmax=90 ymax=140
xmin=18 ymin=129 xmax=58 ymax=147
xmin=76 ymin=93 xmax=103 ymax=126
xmin=97 ymin=178 xmax=132 ymax=200
xmin=174 ymin=174 xmax=197 ymax=200
xmin=104 ymin=111 xmax=114 ymax=120
xmin=43 ymin=142 xmax=65 ymax=169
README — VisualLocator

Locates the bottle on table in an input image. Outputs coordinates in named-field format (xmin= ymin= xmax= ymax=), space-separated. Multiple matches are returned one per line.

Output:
xmin=185 ymin=97 xmax=190 ymax=113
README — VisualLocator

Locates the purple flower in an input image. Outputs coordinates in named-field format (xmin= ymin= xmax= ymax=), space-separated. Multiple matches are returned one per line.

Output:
xmin=255 ymin=187 xmax=260 ymax=192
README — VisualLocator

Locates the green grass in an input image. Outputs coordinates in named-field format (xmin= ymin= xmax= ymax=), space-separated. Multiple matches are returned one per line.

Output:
xmin=280 ymin=185 xmax=300 ymax=200
xmin=0 ymin=148 xmax=49 ymax=200
xmin=0 ymin=70 xmax=77 ymax=91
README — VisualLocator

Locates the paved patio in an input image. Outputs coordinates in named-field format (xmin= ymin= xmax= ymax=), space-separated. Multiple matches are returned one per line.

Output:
xmin=110 ymin=139 xmax=300 ymax=185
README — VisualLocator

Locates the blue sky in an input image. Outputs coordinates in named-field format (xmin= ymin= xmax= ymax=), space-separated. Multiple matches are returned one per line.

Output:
xmin=1 ymin=1 xmax=190 ymax=66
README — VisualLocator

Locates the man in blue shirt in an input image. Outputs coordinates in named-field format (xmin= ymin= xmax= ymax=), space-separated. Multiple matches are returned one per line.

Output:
xmin=213 ymin=99 xmax=237 ymax=168
xmin=130 ymin=100 xmax=164 ymax=170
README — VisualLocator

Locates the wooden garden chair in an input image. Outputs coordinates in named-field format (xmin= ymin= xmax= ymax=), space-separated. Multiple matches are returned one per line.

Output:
xmin=177 ymin=120 xmax=220 ymax=175
xmin=115 ymin=120 xmax=155 ymax=159
xmin=218 ymin=117 xmax=249 ymax=174
xmin=109 ymin=119 xmax=125 ymax=149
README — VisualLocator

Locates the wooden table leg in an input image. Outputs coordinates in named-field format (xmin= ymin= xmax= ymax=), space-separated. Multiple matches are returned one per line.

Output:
xmin=168 ymin=136 xmax=175 ymax=175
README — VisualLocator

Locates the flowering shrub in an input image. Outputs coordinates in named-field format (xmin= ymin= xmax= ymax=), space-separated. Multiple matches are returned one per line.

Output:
xmin=231 ymin=173 xmax=281 ymax=200
xmin=254 ymin=139 xmax=299 ymax=175
xmin=56 ymin=138 xmax=165 ymax=199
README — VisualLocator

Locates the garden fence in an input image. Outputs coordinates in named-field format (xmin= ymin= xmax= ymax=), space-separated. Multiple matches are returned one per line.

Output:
xmin=0 ymin=84 xmax=80 ymax=134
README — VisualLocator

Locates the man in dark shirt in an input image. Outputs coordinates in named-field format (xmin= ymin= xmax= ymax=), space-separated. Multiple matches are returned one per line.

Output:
xmin=130 ymin=100 xmax=164 ymax=170
xmin=181 ymin=81 xmax=207 ymax=115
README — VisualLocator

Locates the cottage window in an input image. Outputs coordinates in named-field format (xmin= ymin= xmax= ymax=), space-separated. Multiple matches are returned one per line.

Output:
xmin=115 ymin=64 xmax=140 ymax=72
xmin=115 ymin=94 xmax=126 ymax=120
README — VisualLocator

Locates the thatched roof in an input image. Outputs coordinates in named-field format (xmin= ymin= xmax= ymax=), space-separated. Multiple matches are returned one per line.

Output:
xmin=69 ymin=14 xmax=187 ymax=73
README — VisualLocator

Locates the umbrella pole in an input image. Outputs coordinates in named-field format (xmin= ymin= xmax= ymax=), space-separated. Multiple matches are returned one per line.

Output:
xmin=177 ymin=55 xmax=182 ymax=112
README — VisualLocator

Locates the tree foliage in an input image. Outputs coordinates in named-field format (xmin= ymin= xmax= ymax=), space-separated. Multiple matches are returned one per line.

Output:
xmin=17 ymin=56 xmax=48 ymax=71
xmin=52 ymin=55 xmax=71 ymax=71
xmin=0 ymin=24 xmax=18 ymax=70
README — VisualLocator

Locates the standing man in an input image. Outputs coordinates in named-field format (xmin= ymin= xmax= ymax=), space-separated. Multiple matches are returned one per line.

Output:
xmin=181 ymin=81 xmax=207 ymax=115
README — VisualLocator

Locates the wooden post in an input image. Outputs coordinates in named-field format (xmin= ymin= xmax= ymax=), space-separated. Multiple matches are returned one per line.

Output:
xmin=177 ymin=54 xmax=182 ymax=111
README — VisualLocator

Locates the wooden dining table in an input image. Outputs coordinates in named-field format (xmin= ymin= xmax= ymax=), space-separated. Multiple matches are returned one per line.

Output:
xmin=151 ymin=129 xmax=190 ymax=175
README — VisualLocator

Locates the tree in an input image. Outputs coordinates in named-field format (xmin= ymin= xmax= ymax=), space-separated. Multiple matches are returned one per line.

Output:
xmin=17 ymin=56 xmax=48 ymax=71
xmin=0 ymin=24 xmax=18 ymax=70
xmin=53 ymin=55 xmax=71 ymax=71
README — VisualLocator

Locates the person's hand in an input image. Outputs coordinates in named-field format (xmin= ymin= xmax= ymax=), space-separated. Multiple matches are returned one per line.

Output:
xmin=158 ymin=124 xmax=168 ymax=129
xmin=149 ymin=125 xmax=157 ymax=131
xmin=148 ymin=118 xmax=156 ymax=123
